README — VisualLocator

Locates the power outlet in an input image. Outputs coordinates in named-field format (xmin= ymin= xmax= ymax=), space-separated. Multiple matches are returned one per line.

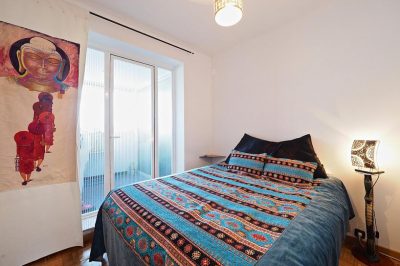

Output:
xmin=354 ymin=228 xmax=366 ymax=239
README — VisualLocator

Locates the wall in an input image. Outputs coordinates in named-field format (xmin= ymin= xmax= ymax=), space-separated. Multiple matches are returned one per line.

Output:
xmin=212 ymin=0 xmax=400 ymax=252
xmin=0 ymin=0 xmax=88 ymax=265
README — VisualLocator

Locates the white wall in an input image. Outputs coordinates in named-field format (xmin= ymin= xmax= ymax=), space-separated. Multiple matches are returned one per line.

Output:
xmin=0 ymin=1 xmax=88 ymax=265
xmin=212 ymin=0 xmax=400 ymax=252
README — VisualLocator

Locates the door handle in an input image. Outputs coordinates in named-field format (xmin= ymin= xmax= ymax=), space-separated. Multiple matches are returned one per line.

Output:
xmin=110 ymin=136 xmax=120 ymax=139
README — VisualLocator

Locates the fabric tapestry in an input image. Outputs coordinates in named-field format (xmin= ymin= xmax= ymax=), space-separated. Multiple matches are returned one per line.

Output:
xmin=263 ymin=155 xmax=317 ymax=186
xmin=0 ymin=21 xmax=80 ymax=191
xmin=99 ymin=163 xmax=321 ymax=265
xmin=227 ymin=150 xmax=266 ymax=176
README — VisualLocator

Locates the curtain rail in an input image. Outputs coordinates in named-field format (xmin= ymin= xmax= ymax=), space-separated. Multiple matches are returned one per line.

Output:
xmin=90 ymin=12 xmax=195 ymax=55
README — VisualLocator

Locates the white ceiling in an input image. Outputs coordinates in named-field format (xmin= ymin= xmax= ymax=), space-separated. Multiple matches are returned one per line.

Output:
xmin=76 ymin=0 xmax=327 ymax=55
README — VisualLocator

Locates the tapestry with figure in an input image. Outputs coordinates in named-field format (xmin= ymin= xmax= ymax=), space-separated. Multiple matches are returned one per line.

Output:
xmin=0 ymin=21 xmax=80 ymax=191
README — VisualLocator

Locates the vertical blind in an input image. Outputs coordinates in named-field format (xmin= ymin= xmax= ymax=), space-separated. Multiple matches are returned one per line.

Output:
xmin=79 ymin=48 xmax=105 ymax=216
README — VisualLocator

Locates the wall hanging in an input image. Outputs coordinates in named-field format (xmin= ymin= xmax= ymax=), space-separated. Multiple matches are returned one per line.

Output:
xmin=0 ymin=21 xmax=80 ymax=191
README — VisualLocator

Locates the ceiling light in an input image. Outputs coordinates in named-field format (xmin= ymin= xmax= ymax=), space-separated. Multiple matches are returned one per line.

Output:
xmin=214 ymin=0 xmax=243 ymax=27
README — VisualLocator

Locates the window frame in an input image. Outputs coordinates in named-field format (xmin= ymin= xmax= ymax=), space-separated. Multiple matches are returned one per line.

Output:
xmin=80 ymin=45 xmax=176 ymax=222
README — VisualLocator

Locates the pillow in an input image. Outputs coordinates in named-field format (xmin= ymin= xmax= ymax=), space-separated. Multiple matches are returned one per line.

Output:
xmin=231 ymin=133 xmax=281 ymax=155
xmin=225 ymin=134 xmax=280 ymax=165
xmin=263 ymin=155 xmax=318 ymax=185
xmin=227 ymin=150 xmax=266 ymax=176
xmin=228 ymin=134 xmax=328 ymax=179
xmin=272 ymin=134 xmax=328 ymax=179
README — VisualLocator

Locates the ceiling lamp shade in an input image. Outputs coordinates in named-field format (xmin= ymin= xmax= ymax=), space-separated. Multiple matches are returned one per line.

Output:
xmin=214 ymin=0 xmax=243 ymax=27
xmin=351 ymin=140 xmax=379 ymax=170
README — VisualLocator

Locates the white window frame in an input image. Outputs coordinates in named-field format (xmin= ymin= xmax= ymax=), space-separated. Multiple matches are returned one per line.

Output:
xmin=80 ymin=45 xmax=176 ymax=222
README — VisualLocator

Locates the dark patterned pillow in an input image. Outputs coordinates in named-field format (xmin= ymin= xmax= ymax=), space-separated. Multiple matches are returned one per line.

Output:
xmin=272 ymin=134 xmax=328 ymax=179
xmin=227 ymin=134 xmax=328 ymax=179
xmin=263 ymin=155 xmax=317 ymax=185
xmin=227 ymin=150 xmax=266 ymax=176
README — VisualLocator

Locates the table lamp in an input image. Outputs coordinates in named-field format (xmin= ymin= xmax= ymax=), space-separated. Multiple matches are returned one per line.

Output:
xmin=351 ymin=140 xmax=385 ymax=263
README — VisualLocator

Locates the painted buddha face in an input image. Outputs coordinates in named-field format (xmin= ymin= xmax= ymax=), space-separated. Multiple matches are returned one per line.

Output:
xmin=20 ymin=46 xmax=62 ymax=81
xmin=16 ymin=37 xmax=65 ymax=92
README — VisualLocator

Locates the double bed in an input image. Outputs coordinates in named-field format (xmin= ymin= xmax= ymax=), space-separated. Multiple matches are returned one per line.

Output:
xmin=90 ymin=161 xmax=353 ymax=266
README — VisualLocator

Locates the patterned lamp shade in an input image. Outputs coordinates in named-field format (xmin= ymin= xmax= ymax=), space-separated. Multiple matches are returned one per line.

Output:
xmin=351 ymin=140 xmax=379 ymax=170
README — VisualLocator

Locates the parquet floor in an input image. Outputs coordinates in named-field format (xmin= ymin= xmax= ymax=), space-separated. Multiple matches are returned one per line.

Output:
xmin=26 ymin=237 xmax=399 ymax=266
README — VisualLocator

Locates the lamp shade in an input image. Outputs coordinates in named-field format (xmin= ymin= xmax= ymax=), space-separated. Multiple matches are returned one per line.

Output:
xmin=215 ymin=0 xmax=243 ymax=27
xmin=351 ymin=140 xmax=379 ymax=170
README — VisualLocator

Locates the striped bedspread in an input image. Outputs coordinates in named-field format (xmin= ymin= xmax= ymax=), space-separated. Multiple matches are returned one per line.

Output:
xmin=92 ymin=163 xmax=332 ymax=266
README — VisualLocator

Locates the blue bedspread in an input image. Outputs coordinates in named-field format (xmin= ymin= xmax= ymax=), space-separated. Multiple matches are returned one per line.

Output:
xmin=90 ymin=164 xmax=353 ymax=266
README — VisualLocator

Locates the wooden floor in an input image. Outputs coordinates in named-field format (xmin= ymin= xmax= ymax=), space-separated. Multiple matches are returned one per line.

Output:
xmin=25 ymin=236 xmax=107 ymax=266
xmin=26 ymin=237 xmax=400 ymax=266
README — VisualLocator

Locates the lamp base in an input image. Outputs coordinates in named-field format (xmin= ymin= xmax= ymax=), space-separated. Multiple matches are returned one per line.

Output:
xmin=351 ymin=245 xmax=394 ymax=266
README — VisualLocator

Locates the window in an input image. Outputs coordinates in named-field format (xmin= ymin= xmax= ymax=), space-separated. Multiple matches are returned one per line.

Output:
xmin=79 ymin=48 xmax=175 ymax=229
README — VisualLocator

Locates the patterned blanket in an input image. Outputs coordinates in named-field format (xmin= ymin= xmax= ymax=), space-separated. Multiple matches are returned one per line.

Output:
xmin=94 ymin=164 xmax=325 ymax=266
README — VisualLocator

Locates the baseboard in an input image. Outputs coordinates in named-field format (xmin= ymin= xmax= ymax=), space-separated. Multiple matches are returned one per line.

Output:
xmin=345 ymin=236 xmax=400 ymax=261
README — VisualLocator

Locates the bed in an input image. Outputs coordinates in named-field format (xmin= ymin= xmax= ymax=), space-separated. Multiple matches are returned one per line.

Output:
xmin=90 ymin=162 xmax=354 ymax=266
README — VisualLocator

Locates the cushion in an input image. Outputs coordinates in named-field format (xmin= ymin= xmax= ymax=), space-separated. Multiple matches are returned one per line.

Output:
xmin=227 ymin=150 xmax=266 ymax=176
xmin=263 ymin=155 xmax=318 ymax=185
xmin=272 ymin=135 xmax=328 ymax=179
xmin=228 ymin=134 xmax=328 ymax=179
xmin=225 ymin=134 xmax=279 ymax=165
xmin=231 ymin=133 xmax=281 ymax=155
